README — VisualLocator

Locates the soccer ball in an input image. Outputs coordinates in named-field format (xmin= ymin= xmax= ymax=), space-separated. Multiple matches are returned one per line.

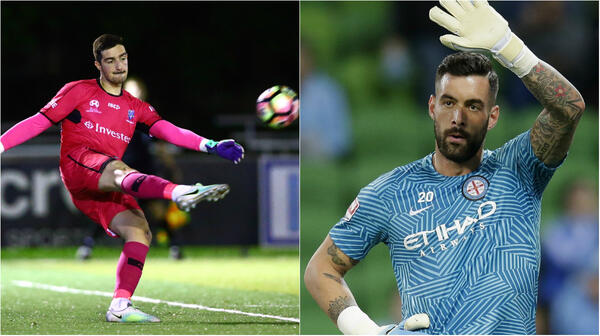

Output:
xmin=256 ymin=85 xmax=299 ymax=129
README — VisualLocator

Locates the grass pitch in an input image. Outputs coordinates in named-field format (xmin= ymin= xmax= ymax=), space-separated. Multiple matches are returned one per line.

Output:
xmin=1 ymin=246 xmax=299 ymax=334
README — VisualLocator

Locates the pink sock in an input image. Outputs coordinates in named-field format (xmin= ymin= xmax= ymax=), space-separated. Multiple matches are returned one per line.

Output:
xmin=114 ymin=241 xmax=150 ymax=299
xmin=120 ymin=172 xmax=177 ymax=200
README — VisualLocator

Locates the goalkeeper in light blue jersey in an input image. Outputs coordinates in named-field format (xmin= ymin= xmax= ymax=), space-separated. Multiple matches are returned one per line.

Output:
xmin=304 ymin=1 xmax=586 ymax=334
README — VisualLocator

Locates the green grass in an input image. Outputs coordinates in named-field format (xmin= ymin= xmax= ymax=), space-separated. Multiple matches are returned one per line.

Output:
xmin=1 ymin=247 xmax=299 ymax=334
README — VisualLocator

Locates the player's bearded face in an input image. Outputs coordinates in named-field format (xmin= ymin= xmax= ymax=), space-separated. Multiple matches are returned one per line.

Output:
xmin=99 ymin=45 xmax=128 ymax=85
xmin=434 ymin=118 xmax=488 ymax=163
xmin=431 ymin=74 xmax=494 ymax=163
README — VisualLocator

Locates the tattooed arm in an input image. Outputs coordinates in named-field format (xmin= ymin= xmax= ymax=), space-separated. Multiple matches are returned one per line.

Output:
xmin=304 ymin=235 xmax=361 ymax=324
xmin=522 ymin=61 xmax=585 ymax=167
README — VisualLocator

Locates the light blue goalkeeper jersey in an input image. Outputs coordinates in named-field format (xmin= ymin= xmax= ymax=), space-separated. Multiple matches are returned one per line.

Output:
xmin=329 ymin=130 xmax=561 ymax=335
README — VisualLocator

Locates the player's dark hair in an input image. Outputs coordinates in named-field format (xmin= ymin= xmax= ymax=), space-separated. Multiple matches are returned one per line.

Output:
xmin=93 ymin=34 xmax=124 ymax=62
xmin=436 ymin=52 xmax=499 ymax=105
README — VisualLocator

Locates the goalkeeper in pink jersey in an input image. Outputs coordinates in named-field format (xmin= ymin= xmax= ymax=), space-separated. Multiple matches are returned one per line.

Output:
xmin=0 ymin=34 xmax=244 ymax=323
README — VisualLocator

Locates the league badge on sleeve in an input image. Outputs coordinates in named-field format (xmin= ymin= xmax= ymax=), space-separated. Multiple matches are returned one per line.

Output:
xmin=127 ymin=109 xmax=135 ymax=124
xmin=462 ymin=175 xmax=489 ymax=201
xmin=343 ymin=197 xmax=360 ymax=221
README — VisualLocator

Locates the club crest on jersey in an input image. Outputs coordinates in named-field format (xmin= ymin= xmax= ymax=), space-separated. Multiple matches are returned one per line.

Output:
xmin=127 ymin=110 xmax=135 ymax=124
xmin=343 ymin=198 xmax=360 ymax=221
xmin=86 ymin=100 xmax=101 ymax=113
xmin=462 ymin=175 xmax=489 ymax=201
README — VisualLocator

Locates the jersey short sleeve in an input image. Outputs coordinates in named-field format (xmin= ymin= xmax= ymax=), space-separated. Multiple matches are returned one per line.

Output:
xmin=329 ymin=185 xmax=390 ymax=261
xmin=135 ymin=100 xmax=162 ymax=128
xmin=40 ymin=81 xmax=89 ymax=124
xmin=494 ymin=129 xmax=561 ymax=197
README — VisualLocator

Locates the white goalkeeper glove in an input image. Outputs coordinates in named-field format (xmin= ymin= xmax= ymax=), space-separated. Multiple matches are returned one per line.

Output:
xmin=337 ymin=306 xmax=430 ymax=335
xmin=429 ymin=0 xmax=539 ymax=78
xmin=379 ymin=314 xmax=431 ymax=335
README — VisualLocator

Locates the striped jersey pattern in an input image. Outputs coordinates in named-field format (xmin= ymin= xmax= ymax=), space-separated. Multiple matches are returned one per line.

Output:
xmin=329 ymin=130 xmax=560 ymax=335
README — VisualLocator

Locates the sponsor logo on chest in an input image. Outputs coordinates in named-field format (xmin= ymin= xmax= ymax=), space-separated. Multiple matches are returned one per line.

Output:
xmin=404 ymin=201 xmax=497 ymax=257
xmin=82 ymin=120 xmax=131 ymax=143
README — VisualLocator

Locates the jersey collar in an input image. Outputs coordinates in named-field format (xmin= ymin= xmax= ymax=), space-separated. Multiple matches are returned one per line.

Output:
xmin=96 ymin=78 xmax=123 ymax=97
xmin=422 ymin=150 xmax=492 ymax=178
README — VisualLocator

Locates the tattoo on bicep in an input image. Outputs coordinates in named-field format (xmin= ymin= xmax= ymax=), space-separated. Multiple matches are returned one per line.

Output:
xmin=323 ymin=272 xmax=342 ymax=284
xmin=327 ymin=295 xmax=354 ymax=321
xmin=327 ymin=242 xmax=360 ymax=267
xmin=327 ymin=242 xmax=348 ymax=266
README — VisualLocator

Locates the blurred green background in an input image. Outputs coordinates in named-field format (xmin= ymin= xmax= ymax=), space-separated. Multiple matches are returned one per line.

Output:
xmin=300 ymin=1 xmax=598 ymax=334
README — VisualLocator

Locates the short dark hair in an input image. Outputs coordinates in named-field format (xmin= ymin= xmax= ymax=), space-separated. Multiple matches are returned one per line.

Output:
xmin=435 ymin=52 xmax=499 ymax=105
xmin=93 ymin=34 xmax=124 ymax=62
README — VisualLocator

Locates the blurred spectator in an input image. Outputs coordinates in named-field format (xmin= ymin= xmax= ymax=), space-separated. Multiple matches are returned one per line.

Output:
xmin=301 ymin=42 xmax=358 ymax=209
xmin=379 ymin=34 xmax=412 ymax=85
xmin=390 ymin=1 xmax=451 ymax=102
xmin=300 ymin=42 xmax=353 ymax=162
xmin=538 ymin=180 xmax=598 ymax=334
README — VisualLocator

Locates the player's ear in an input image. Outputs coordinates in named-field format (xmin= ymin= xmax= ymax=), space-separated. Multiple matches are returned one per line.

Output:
xmin=487 ymin=105 xmax=500 ymax=130
xmin=428 ymin=95 xmax=436 ymax=120
xmin=94 ymin=60 xmax=102 ymax=72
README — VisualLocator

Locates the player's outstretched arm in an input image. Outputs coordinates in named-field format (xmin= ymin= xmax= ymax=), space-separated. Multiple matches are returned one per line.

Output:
xmin=305 ymin=235 xmax=377 ymax=334
xmin=0 ymin=113 xmax=54 ymax=154
xmin=429 ymin=0 xmax=585 ymax=166
xmin=149 ymin=120 xmax=244 ymax=164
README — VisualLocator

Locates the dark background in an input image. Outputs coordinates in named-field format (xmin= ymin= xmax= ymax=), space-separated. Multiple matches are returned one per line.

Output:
xmin=2 ymin=1 xmax=299 ymax=135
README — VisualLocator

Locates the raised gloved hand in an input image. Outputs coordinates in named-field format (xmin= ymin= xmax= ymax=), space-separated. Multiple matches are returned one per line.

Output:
xmin=429 ymin=0 xmax=538 ymax=77
xmin=205 ymin=139 xmax=244 ymax=164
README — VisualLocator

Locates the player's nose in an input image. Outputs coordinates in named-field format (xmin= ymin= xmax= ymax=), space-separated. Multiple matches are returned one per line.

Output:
xmin=451 ymin=106 xmax=467 ymax=126
xmin=115 ymin=61 xmax=125 ymax=72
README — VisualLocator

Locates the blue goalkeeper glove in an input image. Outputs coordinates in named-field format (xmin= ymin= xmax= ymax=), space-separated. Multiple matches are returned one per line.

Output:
xmin=205 ymin=139 xmax=245 ymax=164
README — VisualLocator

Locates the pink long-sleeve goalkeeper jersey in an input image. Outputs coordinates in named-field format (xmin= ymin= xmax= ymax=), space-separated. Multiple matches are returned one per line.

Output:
xmin=40 ymin=79 xmax=162 ymax=160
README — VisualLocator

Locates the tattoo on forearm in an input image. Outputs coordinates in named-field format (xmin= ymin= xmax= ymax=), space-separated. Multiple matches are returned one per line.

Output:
xmin=327 ymin=296 xmax=354 ymax=321
xmin=327 ymin=242 xmax=359 ymax=267
xmin=523 ymin=63 xmax=584 ymax=119
xmin=522 ymin=62 xmax=584 ymax=166
xmin=323 ymin=272 xmax=342 ymax=284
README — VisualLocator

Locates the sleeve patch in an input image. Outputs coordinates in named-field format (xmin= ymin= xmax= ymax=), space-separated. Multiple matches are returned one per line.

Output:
xmin=44 ymin=95 xmax=63 ymax=110
xmin=343 ymin=197 xmax=360 ymax=221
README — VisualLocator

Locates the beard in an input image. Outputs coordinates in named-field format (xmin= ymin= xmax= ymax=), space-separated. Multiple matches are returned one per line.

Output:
xmin=434 ymin=119 xmax=488 ymax=163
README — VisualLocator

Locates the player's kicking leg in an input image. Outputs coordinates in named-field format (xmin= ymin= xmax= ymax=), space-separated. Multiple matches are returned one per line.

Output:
xmin=105 ymin=209 xmax=160 ymax=323
xmin=99 ymin=160 xmax=230 ymax=211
